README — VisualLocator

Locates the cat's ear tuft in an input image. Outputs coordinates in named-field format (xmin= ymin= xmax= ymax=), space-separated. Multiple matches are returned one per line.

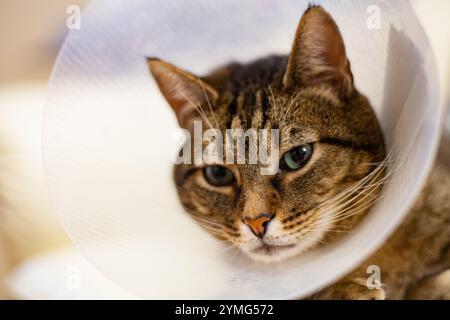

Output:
xmin=283 ymin=6 xmax=353 ymax=98
xmin=148 ymin=58 xmax=218 ymax=128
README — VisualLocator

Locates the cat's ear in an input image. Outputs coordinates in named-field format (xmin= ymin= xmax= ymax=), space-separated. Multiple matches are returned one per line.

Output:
xmin=148 ymin=58 xmax=219 ymax=128
xmin=283 ymin=5 xmax=353 ymax=98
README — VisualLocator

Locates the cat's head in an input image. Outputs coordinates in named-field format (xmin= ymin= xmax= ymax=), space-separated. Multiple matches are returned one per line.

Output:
xmin=148 ymin=6 xmax=385 ymax=262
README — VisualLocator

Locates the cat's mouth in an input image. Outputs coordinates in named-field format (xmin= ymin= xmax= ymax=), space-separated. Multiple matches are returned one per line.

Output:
xmin=242 ymin=242 xmax=301 ymax=263
xmin=251 ymin=243 xmax=296 ymax=254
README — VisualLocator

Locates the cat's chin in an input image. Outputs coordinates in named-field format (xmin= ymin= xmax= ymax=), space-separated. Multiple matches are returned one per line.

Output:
xmin=241 ymin=242 xmax=313 ymax=263
xmin=237 ymin=215 xmax=332 ymax=263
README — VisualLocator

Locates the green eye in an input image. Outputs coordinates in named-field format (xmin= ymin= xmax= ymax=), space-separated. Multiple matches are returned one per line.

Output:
xmin=203 ymin=166 xmax=235 ymax=186
xmin=282 ymin=144 xmax=313 ymax=171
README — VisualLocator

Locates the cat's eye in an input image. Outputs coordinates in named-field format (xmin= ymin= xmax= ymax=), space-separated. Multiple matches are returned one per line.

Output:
xmin=203 ymin=166 xmax=235 ymax=186
xmin=281 ymin=144 xmax=313 ymax=171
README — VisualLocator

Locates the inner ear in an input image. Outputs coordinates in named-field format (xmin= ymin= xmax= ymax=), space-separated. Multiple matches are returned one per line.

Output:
xmin=283 ymin=5 xmax=354 ymax=98
xmin=148 ymin=58 xmax=219 ymax=128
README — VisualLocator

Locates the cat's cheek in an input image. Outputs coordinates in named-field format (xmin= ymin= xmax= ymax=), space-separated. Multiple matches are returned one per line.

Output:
xmin=262 ymin=219 xmax=293 ymax=245
xmin=234 ymin=223 xmax=267 ymax=255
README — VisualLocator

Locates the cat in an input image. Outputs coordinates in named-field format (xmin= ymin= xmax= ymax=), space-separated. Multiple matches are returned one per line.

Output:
xmin=148 ymin=5 xmax=450 ymax=299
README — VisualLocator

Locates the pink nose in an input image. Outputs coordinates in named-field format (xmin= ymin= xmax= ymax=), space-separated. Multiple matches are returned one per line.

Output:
xmin=243 ymin=212 xmax=274 ymax=238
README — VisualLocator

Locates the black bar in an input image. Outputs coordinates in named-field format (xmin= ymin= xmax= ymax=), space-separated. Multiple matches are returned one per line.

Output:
xmin=0 ymin=300 xmax=448 ymax=318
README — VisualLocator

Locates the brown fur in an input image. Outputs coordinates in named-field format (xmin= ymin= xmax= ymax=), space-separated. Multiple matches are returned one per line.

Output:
xmin=316 ymin=137 xmax=450 ymax=300
xmin=149 ymin=5 xmax=450 ymax=299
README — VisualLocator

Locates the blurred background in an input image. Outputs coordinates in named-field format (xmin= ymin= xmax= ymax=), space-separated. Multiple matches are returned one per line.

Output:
xmin=0 ymin=0 xmax=449 ymax=299
xmin=0 ymin=0 xmax=86 ymax=299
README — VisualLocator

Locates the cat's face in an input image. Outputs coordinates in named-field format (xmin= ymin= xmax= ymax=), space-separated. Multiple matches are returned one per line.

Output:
xmin=149 ymin=6 xmax=385 ymax=262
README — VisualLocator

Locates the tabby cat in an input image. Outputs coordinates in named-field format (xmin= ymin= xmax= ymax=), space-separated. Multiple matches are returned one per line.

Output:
xmin=149 ymin=5 xmax=450 ymax=299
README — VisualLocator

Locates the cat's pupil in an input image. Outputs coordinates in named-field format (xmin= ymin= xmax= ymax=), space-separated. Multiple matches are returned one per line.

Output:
xmin=203 ymin=166 xmax=234 ymax=186
xmin=282 ymin=144 xmax=313 ymax=170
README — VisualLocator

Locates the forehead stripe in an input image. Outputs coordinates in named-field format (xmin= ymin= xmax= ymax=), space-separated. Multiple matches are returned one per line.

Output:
xmin=320 ymin=137 xmax=379 ymax=153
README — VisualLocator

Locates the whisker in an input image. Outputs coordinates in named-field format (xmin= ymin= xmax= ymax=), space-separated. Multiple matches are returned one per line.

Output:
xmin=324 ymin=195 xmax=381 ymax=226
xmin=296 ymin=232 xmax=331 ymax=246
xmin=312 ymin=185 xmax=383 ymax=229
xmin=314 ymin=147 xmax=397 ymax=212
xmin=287 ymin=150 xmax=398 ymax=234
xmin=198 ymin=78 xmax=219 ymax=129
xmin=281 ymin=91 xmax=302 ymax=128
xmin=310 ymin=162 xmax=385 ymax=214
xmin=178 ymin=91 xmax=214 ymax=129
xmin=188 ymin=213 xmax=239 ymax=236
xmin=321 ymin=167 xmax=389 ymax=216
xmin=309 ymin=180 xmax=384 ymax=230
